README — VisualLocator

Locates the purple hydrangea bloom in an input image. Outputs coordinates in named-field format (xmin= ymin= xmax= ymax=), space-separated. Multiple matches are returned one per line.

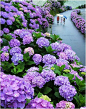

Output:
xmin=58 ymin=52 xmax=68 ymax=60
xmin=64 ymin=49 xmax=79 ymax=61
xmin=3 ymin=28 xmax=10 ymax=33
xmin=32 ymin=54 xmax=42 ymax=65
xmin=11 ymin=53 xmax=23 ymax=65
xmin=1 ymin=52 xmax=9 ymax=61
xmin=24 ymin=47 xmax=34 ymax=56
xmin=14 ymin=29 xmax=22 ymax=36
xmin=50 ymin=42 xmax=59 ymax=53
xmin=43 ymin=54 xmax=56 ymax=65
xmin=1 ymin=46 xmax=9 ymax=52
xmin=59 ymin=84 xmax=77 ymax=101
xmin=0 ymin=30 xmax=4 ymax=36
xmin=41 ymin=69 xmax=56 ymax=82
xmin=56 ymin=100 xmax=75 ymax=109
xmin=23 ymin=35 xmax=33 ymax=45
xmin=79 ymin=66 xmax=86 ymax=72
xmin=54 ymin=76 xmax=70 ymax=86
xmin=6 ymin=19 xmax=13 ymax=25
xmin=70 ymin=70 xmax=83 ymax=81
xmin=56 ymin=59 xmax=70 ymax=69
xmin=24 ymin=71 xmax=40 ymax=85
xmin=0 ymin=18 xmax=6 ymax=24
xmin=27 ymin=67 xmax=39 ymax=72
xmin=1 ymin=72 xmax=34 ymax=108
xmin=36 ymin=37 xmax=49 ymax=48
xmin=0 ymin=38 xmax=3 ymax=43
xmin=26 ymin=97 xmax=54 ymax=108
xmin=9 ymin=39 xmax=20 ymax=47
xmin=10 ymin=46 xmax=22 ymax=56
xmin=32 ymin=76 xmax=46 ymax=88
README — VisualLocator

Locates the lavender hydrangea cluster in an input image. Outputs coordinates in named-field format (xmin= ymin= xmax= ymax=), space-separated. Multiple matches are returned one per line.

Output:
xmin=59 ymin=84 xmax=77 ymax=101
xmin=24 ymin=71 xmax=40 ymax=85
xmin=24 ymin=47 xmax=34 ymax=56
xmin=32 ymin=54 xmax=42 ymax=65
xmin=1 ymin=52 xmax=9 ymax=61
xmin=71 ymin=9 xmax=86 ymax=34
xmin=11 ymin=53 xmax=23 ymax=65
xmin=56 ymin=100 xmax=75 ymax=109
xmin=9 ymin=39 xmax=20 ymax=47
xmin=1 ymin=46 xmax=9 ymax=52
xmin=43 ymin=54 xmax=56 ymax=65
xmin=54 ymin=76 xmax=70 ymax=86
xmin=27 ymin=66 xmax=39 ymax=72
xmin=41 ymin=69 xmax=56 ymax=82
xmin=10 ymin=46 xmax=22 ymax=56
xmin=1 ymin=72 xmax=34 ymax=108
xmin=26 ymin=97 xmax=54 ymax=108
xmin=70 ymin=70 xmax=83 ymax=81
xmin=23 ymin=35 xmax=33 ymax=45
xmin=56 ymin=59 xmax=70 ymax=69
xmin=79 ymin=66 xmax=86 ymax=72
xmin=36 ymin=37 xmax=49 ymax=48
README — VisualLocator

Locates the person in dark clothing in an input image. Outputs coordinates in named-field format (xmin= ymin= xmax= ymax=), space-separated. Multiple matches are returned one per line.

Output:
xmin=63 ymin=17 xmax=65 ymax=24
xmin=57 ymin=16 xmax=59 ymax=24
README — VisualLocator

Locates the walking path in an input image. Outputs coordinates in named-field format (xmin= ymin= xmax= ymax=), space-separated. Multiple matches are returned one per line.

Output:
xmin=52 ymin=10 xmax=85 ymax=65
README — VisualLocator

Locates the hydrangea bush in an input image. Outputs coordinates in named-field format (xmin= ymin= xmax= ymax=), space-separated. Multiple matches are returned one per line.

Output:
xmin=0 ymin=0 xmax=85 ymax=109
xmin=71 ymin=9 xmax=86 ymax=34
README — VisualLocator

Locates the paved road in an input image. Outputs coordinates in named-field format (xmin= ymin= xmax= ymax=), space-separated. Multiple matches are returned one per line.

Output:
xmin=52 ymin=10 xmax=85 ymax=65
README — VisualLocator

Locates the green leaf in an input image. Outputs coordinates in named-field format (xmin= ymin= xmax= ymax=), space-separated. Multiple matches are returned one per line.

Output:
xmin=43 ymin=87 xmax=52 ymax=94
xmin=81 ymin=72 xmax=86 ymax=75
xmin=45 ymin=46 xmax=55 ymax=53
xmin=37 ymin=92 xmax=43 ymax=98
xmin=26 ymin=99 xmax=31 ymax=105
xmin=53 ymin=65 xmax=61 ymax=75
xmin=54 ymin=92 xmax=61 ymax=98
xmin=2 ymin=38 xmax=8 ymax=46
xmin=27 ymin=61 xmax=35 ymax=65
xmin=23 ymin=52 xmax=30 ymax=62
xmin=38 ymin=65 xmax=43 ymax=73
xmin=63 ymin=73 xmax=74 ymax=81
xmin=3 ymin=34 xmax=12 ymax=41
xmin=63 ymin=69 xmax=70 ymax=73
xmin=16 ymin=62 xmax=25 ymax=73
xmin=59 ymin=65 xmax=65 ymax=71
xmin=33 ymin=32 xmax=42 ymax=39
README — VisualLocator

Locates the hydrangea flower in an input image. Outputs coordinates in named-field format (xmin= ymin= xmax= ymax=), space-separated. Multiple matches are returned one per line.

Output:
xmin=1 ymin=46 xmax=9 ymax=52
xmin=3 ymin=28 xmax=10 ymax=33
xmin=0 ymin=18 xmax=6 ymax=24
xmin=1 ymin=52 xmax=9 ymax=61
xmin=32 ymin=54 xmax=42 ymax=65
xmin=0 ymin=38 xmax=3 ymax=43
xmin=0 ymin=30 xmax=4 ymax=36
xmin=10 ymin=46 xmax=22 ymax=56
xmin=56 ymin=100 xmax=75 ymax=109
xmin=70 ymin=70 xmax=83 ymax=81
xmin=54 ymin=76 xmax=70 ymax=86
xmin=80 ymin=66 xmax=86 ymax=72
xmin=58 ymin=52 xmax=68 ymax=60
xmin=43 ymin=54 xmax=56 ymax=65
xmin=27 ymin=67 xmax=39 ymax=72
xmin=32 ymin=76 xmax=46 ymax=88
xmin=6 ymin=19 xmax=13 ymax=25
xmin=50 ymin=42 xmax=59 ymax=53
xmin=23 ymin=35 xmax=33 ymax=45
xmin=11 ymin=53 xmax=23 ymax=65
xmin=59 ymin=84 xmax=77 ymax=101
xmin=80 ymin=107 xmax=86 ymax=109
xmin=9 ymin=39 xmax=20 ymax=47
xmin=1 ymin=72 xmax=34 ymax=108
xmin=36 ymin=37 xmax=49 ymax=48
xmin=24 ymin=71 xmax=40 ymax=85
xmin=56 ymin=59 xmax=70 ymax=69
xmin=41 ymin=69 xmax=56 ymax=82
xmin=24 ymin=47 xmax=34 ymax=56
xmin=26 ymin=97 xmax=54 ymax=108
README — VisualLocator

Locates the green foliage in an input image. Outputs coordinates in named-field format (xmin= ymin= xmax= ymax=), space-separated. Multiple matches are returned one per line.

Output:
xmin=43 ymin=87 xmax=52 ymax=94
xmin=3 ymin=34 xmax=12 ymax=41
xmin=45 ymin=46 xmax=55 ymax=53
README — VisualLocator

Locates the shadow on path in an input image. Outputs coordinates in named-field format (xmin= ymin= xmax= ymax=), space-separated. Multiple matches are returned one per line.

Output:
xmin=52 ymin=10 xmax=85 ymax=65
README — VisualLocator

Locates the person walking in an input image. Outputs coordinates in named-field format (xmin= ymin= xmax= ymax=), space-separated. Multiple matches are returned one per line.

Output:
xmin=57 ymin=16 xmax=59 ymax=24
xmin=63 ymin=17 xmax=65 ymax=25
xmin=61 ymin=17 xmax=63 ymax=24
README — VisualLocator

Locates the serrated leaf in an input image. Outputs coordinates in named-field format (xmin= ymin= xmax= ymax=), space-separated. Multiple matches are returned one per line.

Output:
xmin=59 ymin=65 xmax=65 ymax=71
xmin=54 ymin=92 xmax=61 ymax=98
xmin=23 ymin=52 xmax=30 ymax=62
xmin=37 ymin=92 xmax=43 ymax=98
xmin=27 ymin=61 xmax=35 ymax=65
xmin=38 ymin=65 xmax=43 ymax=73
xmin=63 ymin=69 xmax=70 ymax=73
xmin=43 ymin=87 xmax=52 ymax=94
